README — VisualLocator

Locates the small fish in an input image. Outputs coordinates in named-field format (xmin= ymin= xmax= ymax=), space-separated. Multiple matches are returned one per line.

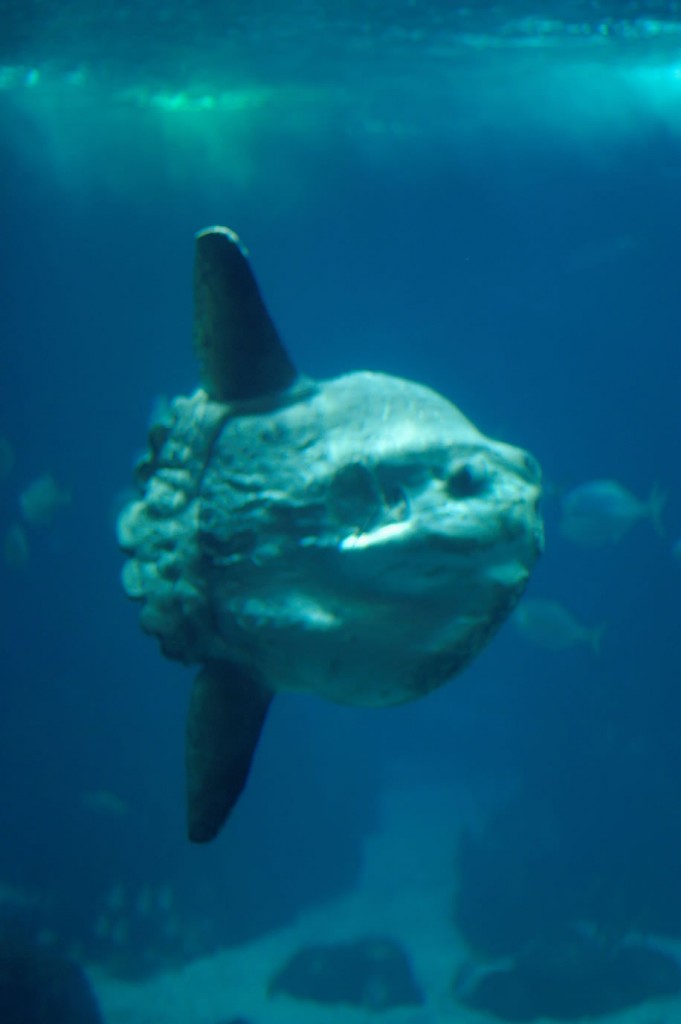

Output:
xmin=135 ymin=885 xmax=152 ymax=917
xmin=19 ymin=471 xmax=71 ymax=528
xmin=513 ymin=598 xmax=605 ymax=655
xmin=157 ymin=884 xmax=174 ymax=914
xmin=110 ymin=918 xmax=129 ymax=946
xmin=0 ymin=882 xmax=38 ymax=909
xmin=19 ymin=472 xmax=71 ymax=528
xmin=3 ymin=522 xmax=29 ymax=568
xmin=82 ymin=789 xmax=129 ymax=818
xmin=560 ymin=479 xmax=666 ymax=546
xmin=104 ymin=883 xmax=126 ymax=912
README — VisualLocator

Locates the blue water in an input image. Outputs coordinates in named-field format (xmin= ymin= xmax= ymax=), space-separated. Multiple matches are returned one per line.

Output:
xmin=1 ymin=0 xmax=681 ymax=1012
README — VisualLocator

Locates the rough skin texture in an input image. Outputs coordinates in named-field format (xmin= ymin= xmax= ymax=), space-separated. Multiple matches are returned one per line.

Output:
xmin=118 ymin=371 xmax=543 ymax=706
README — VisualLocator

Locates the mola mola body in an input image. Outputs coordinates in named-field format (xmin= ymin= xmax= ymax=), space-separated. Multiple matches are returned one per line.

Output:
xmin=117 ymin=226 xmax=543 ymax=842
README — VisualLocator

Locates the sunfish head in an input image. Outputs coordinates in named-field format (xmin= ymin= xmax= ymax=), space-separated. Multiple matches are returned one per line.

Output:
xmin=286 ymin=369 xmax=544 ymax=702
xmin=328 ymin=372 xmax=542 ymax=598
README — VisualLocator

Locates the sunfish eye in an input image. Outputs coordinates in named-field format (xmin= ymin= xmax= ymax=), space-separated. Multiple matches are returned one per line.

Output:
xmin=446 ymin=462 xmax=487 ymax=499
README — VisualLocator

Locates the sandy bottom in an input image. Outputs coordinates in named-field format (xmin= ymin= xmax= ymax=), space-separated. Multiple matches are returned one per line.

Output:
xmin=92 ymin=780 xmax=681 ymax=1024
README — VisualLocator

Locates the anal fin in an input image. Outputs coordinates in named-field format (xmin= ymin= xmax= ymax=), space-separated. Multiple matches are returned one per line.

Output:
xmin=186 ymin=661 xmax=272 ymax=843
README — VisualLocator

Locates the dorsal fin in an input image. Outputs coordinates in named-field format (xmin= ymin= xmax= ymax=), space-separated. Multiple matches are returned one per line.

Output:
xmin=193 ymin=226 xmax=298 ymax=402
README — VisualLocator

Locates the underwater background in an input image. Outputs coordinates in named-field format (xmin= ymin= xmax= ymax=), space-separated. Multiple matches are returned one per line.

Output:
xmin=1 ymin=0 xmax=681 ymax=1020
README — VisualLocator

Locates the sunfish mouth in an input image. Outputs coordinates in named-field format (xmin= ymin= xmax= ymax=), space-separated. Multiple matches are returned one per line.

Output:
xmin=339 ymin=441 xmax=543 ymax=573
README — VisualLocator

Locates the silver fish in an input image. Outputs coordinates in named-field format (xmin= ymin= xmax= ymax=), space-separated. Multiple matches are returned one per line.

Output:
xmin=560 ymin=479 xmax=665 ymax=546
xmin=513 ymin=597 xmax=604 ymax=654
xmin=19 ymin=472 xmax=71 ymax=528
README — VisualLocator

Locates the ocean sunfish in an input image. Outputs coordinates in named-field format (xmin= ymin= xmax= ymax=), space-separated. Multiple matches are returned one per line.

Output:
xmin=117 ymin=226 xmax=544 ymax=842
